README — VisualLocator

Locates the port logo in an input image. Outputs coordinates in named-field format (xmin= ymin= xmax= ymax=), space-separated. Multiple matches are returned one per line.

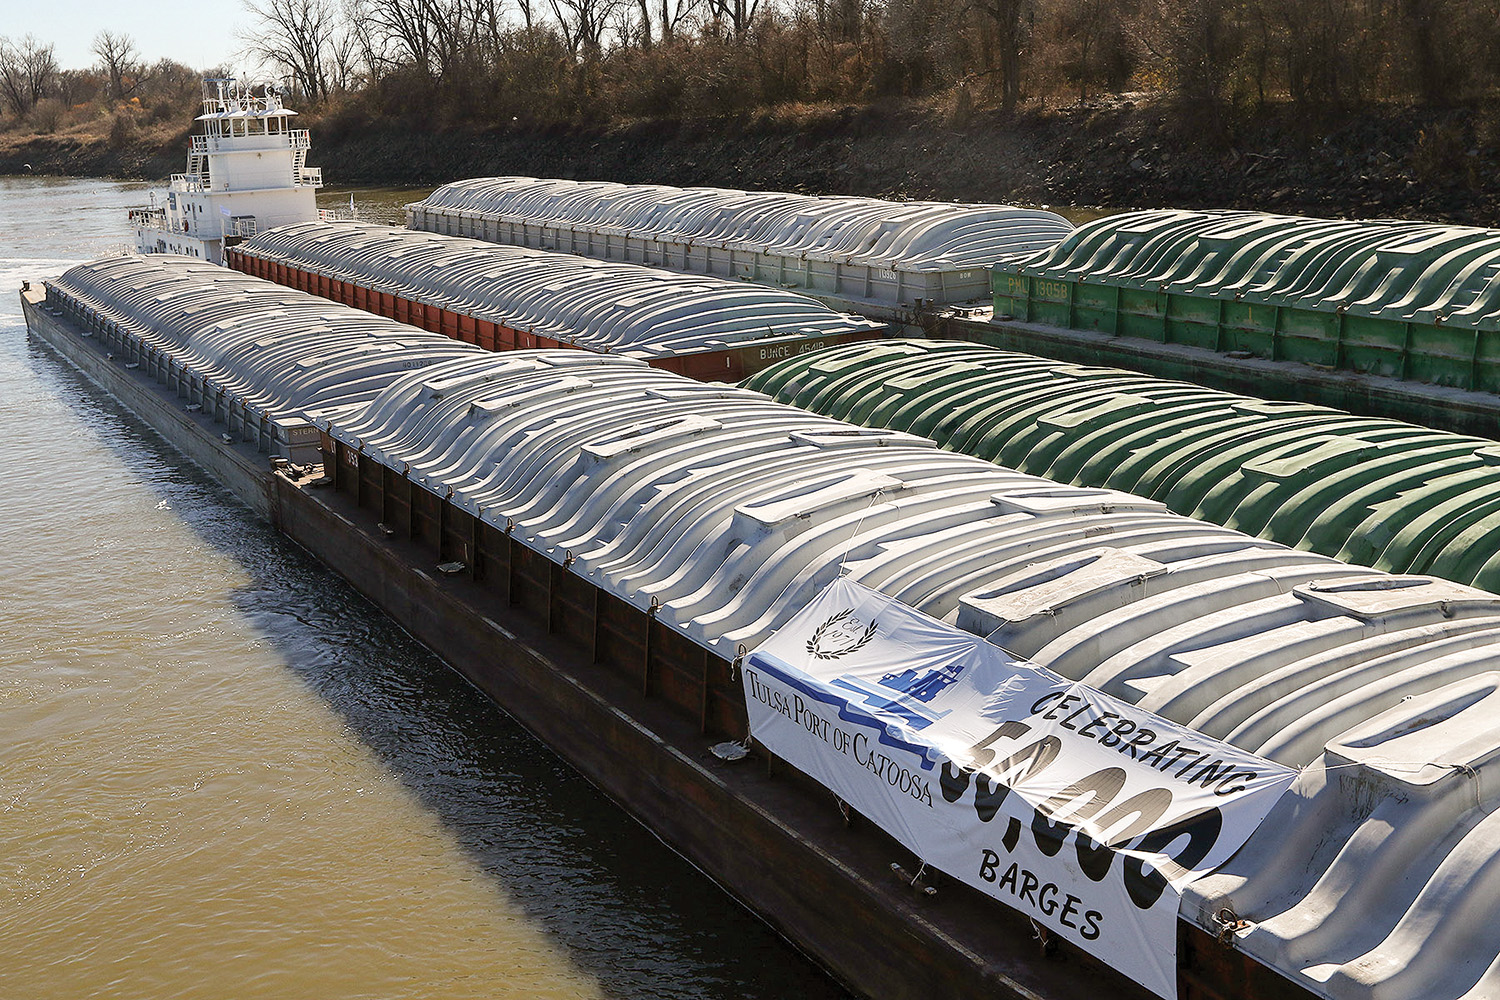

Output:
xmin=805 ymin=609 xmax=879 ymax=659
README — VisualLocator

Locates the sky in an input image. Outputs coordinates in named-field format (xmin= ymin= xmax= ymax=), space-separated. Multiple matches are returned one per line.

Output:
xmin=14 ymin=0 xmax=257 ymax=73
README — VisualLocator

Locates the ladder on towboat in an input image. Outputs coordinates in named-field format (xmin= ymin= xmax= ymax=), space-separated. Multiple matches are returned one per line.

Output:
xmin=187 ymin=151 xmax=210 ymax=190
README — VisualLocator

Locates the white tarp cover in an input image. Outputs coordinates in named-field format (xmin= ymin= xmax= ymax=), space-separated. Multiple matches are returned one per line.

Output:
xmin=743 ymin=577 xmax=1297 ymax=999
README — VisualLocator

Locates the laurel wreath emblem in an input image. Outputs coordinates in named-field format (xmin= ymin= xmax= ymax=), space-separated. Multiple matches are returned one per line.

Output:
xmin=806 ymin=608 xmax=879 ymax=659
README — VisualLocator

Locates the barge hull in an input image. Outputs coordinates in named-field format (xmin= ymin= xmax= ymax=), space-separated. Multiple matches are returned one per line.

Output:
xmin=946 ymin=314 xmax=1500 ymax=439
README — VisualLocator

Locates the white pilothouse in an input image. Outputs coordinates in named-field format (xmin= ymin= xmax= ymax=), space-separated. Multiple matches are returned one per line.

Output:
xmin=130 ymin=78 xmax=323 ymax=265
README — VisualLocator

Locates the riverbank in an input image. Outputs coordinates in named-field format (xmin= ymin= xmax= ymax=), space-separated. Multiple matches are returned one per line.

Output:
xmin=4 ymin=96 xmax=1498 ymax=226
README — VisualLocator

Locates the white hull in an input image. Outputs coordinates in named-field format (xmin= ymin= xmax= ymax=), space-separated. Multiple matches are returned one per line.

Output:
xmin=134 ymin=225 xmax=221 ymax=263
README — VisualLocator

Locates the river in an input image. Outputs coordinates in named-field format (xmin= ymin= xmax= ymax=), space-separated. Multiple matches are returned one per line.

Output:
xmin=0 ymin=176 xmax=848 ymax=1000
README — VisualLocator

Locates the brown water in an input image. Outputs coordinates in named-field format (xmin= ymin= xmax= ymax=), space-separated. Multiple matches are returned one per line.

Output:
xmin=319 ymin=186 xmax=434 ymax=225
xmin=0 ymin=176 xmax=849 ymax=1000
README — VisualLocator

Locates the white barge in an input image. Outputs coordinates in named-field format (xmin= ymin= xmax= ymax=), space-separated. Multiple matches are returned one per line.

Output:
xmin=404 ymin=177 xmax=1072 ymax=319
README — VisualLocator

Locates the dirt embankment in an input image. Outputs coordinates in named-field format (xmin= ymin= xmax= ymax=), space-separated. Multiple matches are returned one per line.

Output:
xmin=1 ymin=129 xmax=186 ymax=185
xmin=4 ymin=98 xmax=1498 ymax=225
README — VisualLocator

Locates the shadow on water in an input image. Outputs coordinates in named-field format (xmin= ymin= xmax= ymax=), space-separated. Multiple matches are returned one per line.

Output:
xmin=21 ymin=335 xmax=851 ymax=1000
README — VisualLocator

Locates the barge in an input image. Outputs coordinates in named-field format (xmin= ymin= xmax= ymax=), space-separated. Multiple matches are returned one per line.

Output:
xmin=413 ymin=179 xmax=1500 ymax=437
xmin=20 ymin=271 xmax=1142 ymax=1000
xmin=27 ymin=253 xmax=1500 ymax=1000
xmin=743 ymin=339 xmax=1500 ymax=590
xmin=970 ymin=210 xmax=1500 ymax=435
xmin=990 ymin=210 xmax=1500 ymax=391
xmin=404 ymin=177 xmax=1072 ymax=321
xmin=224 ymin=220 xmax=885 ymax=380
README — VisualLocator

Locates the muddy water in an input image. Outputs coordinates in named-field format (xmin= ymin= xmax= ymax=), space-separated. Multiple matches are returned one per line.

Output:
xmin=0 ymin=177 xmax=847 ymax=1000
xmin=319 ymin=185 xmax=433 ymax=225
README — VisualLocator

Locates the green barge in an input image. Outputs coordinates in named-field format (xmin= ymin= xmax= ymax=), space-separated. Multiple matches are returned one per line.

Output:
xmin=992 ymin=210 xmax=1500 ymax=392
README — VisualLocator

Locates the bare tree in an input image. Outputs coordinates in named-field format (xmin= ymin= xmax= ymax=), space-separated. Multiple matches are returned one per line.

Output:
xmin=626 ymin=0 xmax=699 ymax=46
xmin=345 ymin=0 xmax=398 ymax=80
xmin=0 ymin=35 xmax=59 ymax=117
xmin=969 ymin=0 xmax=1032 ymax=108
xmin=1047 ymin=0 xmax=1117 ymax=104
xmin=1388 ymin=0 xmax=1482 ymax=102
xmin=244 ymin=0 xmax=341 ymax=101
xmin=137 ymin=57 xmax=204 ymax=119
xmin=706 ymin=0 xmax=763 ymax=41
xmin=659 ymin=0 xmax=702 ymax=41
xmin=808 ymin=0 xmax=866 ymax=44
xmin=882 ymin=0 xmax=966 ymax=93
xmin=424 ymin=0 xmax=479 ymax=79
xmin=92 ymin=30 xmax=140 ymax=100
xmin=1260 ymin=0 xmax=1360 ymax=106
xmin=548 ymin=0 xmax=625 ymax=53
xmin=1130 ymin=0 xmax=1242 ymax=105
xmin=635 ymin=0 xmax=654 ymax=46
xmin=326 ymin=22 xmax=363 ymax=90
xmin=361 ymin=0 xmax=439 ymax=79
xmin=471 ymin=0 xmax=508 ymax=57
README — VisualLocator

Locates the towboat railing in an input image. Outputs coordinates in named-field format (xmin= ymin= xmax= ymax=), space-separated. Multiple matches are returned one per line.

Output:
xmin=128 ymin=208 xmax=167 ymax=229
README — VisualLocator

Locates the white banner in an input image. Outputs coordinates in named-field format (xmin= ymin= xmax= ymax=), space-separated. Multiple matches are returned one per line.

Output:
xmin=743 ymin=577 xmax=1297 ymax=1000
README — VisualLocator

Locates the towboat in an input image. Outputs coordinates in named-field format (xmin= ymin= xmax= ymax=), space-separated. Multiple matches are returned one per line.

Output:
xmin=129 ymin=78 xmax=323 ymax=264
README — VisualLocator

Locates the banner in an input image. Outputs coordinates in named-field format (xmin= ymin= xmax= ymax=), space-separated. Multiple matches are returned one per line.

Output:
xmin=743 ymin=577 xmax=1297 ymax=1000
